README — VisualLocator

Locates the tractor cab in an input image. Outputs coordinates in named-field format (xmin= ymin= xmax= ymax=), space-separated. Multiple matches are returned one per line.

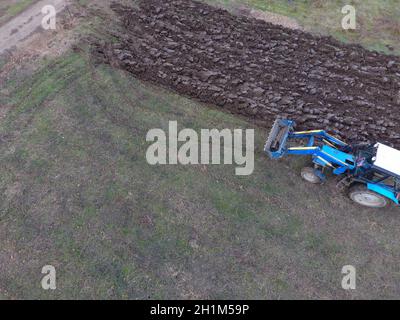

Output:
xmin=353 ymin=143 xmax=400 ymax=180
xmin=352 ymin=143 xmax=400 ymax=205
xmin=372 ymin=143 xmax=400 ymax=178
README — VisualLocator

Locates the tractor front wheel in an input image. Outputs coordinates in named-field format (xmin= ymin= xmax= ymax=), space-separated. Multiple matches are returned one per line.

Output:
xmin=301 ymin=167 xmax=323 ymax=184
xmin=348 ymin=184 xmax=388 ymax=208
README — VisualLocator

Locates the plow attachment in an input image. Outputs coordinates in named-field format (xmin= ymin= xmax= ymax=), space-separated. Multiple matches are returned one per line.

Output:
xmin=264 ymin=119 xmax=295 ymax=159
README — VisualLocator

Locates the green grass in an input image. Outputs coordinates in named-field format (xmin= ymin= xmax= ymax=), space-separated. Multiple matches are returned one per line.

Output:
xmin=0 ymin=0 xmax=36 ymax=26
xmin=6 ymin=0 xmax=35 ymax=16
xmin=77 ymin=0 xmax=89 ymax=7
xmin=206 ymin=0 xmax=400 ymax=55
xmin=1 ymin=49 xmax=400 ymax=299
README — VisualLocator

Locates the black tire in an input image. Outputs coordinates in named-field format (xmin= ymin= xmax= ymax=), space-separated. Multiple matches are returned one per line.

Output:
xmin=301 ymin=167 xmax=322 ymax=184
xmin=348 ymin=184 xmax=388 ymax=208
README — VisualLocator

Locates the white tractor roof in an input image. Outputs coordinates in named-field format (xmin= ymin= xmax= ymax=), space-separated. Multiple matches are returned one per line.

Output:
xmin=373 ymin=143 xmax=400 ymax=177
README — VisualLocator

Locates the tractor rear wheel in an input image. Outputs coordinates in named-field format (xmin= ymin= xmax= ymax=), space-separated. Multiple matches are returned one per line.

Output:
xmin=348 ymin=184 xmax=388 ymax=208
xmin=301 ymin=167 xmax=322 ymax=184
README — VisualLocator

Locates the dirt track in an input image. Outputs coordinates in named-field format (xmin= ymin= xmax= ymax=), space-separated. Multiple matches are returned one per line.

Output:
xmin=0 ymin=0 xmax=67 ymax=55
xmin=95 ymin=0 xmax=400 ymax=146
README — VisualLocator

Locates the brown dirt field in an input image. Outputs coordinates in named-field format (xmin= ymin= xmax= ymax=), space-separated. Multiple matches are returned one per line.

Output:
xmin=94 ymin=0 xmax=400 ymax=148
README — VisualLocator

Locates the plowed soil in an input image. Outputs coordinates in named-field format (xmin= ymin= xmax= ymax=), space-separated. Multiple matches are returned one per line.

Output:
xmin=94 ymin=0 xmax=400 ymax=146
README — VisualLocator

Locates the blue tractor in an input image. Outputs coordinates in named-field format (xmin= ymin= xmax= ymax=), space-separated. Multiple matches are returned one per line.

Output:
xmin=264 ymin=118 xmax=400 ymax=208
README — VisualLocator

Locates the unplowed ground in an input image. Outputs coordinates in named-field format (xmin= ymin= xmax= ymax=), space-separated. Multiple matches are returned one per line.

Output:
xmin=95 ymin=0 xmax=400 ymax=146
